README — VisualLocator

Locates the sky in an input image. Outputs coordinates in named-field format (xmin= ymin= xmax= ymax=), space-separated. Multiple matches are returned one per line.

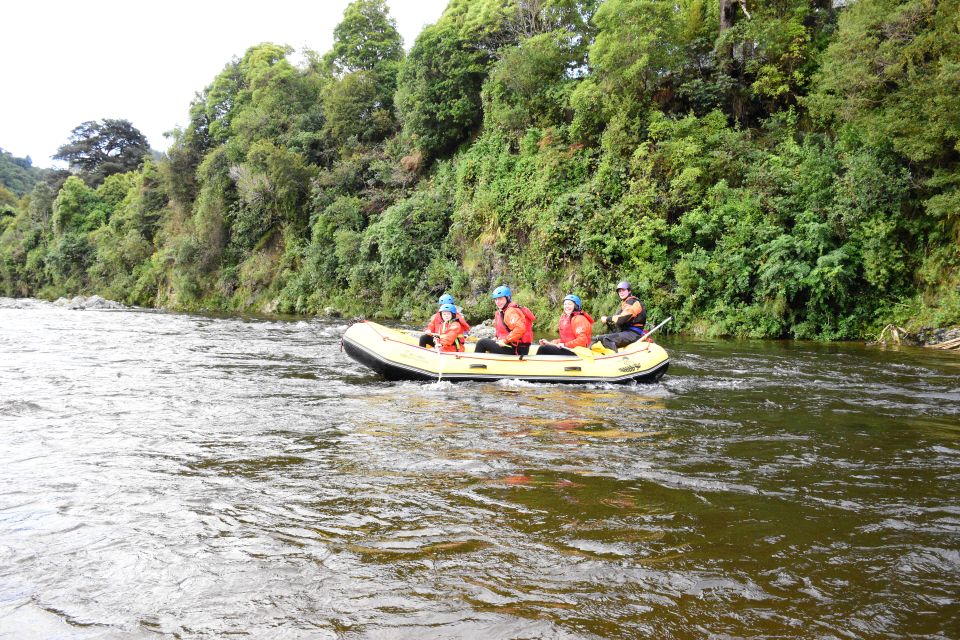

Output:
xmin=0 ymin=0 xmax=449 ymax=168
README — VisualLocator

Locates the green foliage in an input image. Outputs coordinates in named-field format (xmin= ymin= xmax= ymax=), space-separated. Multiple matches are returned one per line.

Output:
xmin=322 ymin=71 xmax=397 ymax=143
xmin=807 ymin=0 xmax=959 ymax=164
xmin=1 ymin=0 xmax=956 ymax=339
xmin=0 ymin=148 xmax=47 ymax=196
xmin=396 ymin=11 xmax=499 ymax=159
xmin=52 ymin=176 xmax=109 ymax=233
xmin=589 ymin=0 xmax=687 ymax=99
xmin=52 ymin=119 xmax=150 ymax=187
xmin=806 ymin=0 xmax=960 ymax=247
xmin=321 ymin=2 xmax=405 ymax=146
xmin=324 ymin=0 xmax=404 ymax=75
xmin=482 ymin=30 xmax=578 ymax=134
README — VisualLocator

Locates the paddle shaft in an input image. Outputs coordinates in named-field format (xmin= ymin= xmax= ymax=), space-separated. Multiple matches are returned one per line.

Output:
xmin=403 ymin=327 xmax=478 ymax=343
xmin=642 ymin=316 xmax=673 ymax=341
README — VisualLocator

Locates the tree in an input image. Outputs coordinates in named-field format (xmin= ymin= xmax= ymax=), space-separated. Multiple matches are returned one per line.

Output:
xmin=588 ymin=0 xmax=687 ymax=99
xmin=505 ymin=0 xmax=600 ymax=42
xmin=482 ymin=30 xmax=580 ymax=133
xmin=322 ymin=71 xmax=396 ymax=143
xmin=53 ymin=119 xmax=150 ymax=187
xmin=806 ymin=0 xmax=960 ymax=290
xmin=321 ymin=0 xmax=405 ymax=144
xmin=324 ymin=0 xmax=404 ymax=76
xmin=396 ymin=22 xmax=491 ymax=159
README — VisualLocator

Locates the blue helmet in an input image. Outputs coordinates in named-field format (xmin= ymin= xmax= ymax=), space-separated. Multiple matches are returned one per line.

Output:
xmin=438 ymin=303 xmax=457 ymax=315
xmin=563 ymin=294 xmax=582 ymax=310
xmin=438 ymin=294 xmax=455 ymax=306
xmin=616 ymin=280 xmax=632 ymax=291
xmin=491 ymin=285 xmax=512 ymax=299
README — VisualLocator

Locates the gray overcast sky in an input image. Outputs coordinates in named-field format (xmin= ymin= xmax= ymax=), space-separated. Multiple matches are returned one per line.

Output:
xmin=0 ymin=0 xmax=449 ymax=168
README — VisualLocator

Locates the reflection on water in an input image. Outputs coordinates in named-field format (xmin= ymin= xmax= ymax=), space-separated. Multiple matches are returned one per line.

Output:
xmin=1 ymin=298 xmax=958 ymax=638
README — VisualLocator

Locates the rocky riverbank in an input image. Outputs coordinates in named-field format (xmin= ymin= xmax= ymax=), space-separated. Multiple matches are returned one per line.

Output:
xmin=871 ymin=324 xmax=960 ymax=349
xmin=52 ymin=295 xmax=127 ymax=310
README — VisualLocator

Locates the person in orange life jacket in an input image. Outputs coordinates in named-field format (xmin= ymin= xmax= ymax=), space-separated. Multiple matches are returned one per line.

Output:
xmin=419 ymin=293 xmax=471 ymax=348
xmin=590 ymin=280 xmax=647 ymax=351
xmin=536 ymin=294 xmax=594 ymax=356
xmin=426 ymin=303 xmax=466 ymax=352
xmin=473 ymin=285 xmax=536 ymax=356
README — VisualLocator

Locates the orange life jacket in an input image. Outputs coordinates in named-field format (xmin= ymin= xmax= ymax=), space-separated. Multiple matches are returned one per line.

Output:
xmin=425 ymin=310 xmax=471 ymax=334
xmin=494 ymin=302 xmax=535 ymax=345
xmin=436 ymin=319 xmax=465 ymax=352
xmin=558 ymin=311 xmax=594 ymax=348
xmin=616 ymin=296 xmax=646 ymax=332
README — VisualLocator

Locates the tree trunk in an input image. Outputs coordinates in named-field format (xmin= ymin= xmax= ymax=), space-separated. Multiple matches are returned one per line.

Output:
xmin=720 ymin=0 xmax=736 ymax=32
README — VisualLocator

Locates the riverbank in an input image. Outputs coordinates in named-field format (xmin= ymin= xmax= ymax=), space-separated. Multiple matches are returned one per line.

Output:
xmin=52 ymin=294 xmax=127 ymax=310
xmin=18 ymin=293 xmax=960 ymax=348
xmin=872 ymin=324 xmax=960 ymax=350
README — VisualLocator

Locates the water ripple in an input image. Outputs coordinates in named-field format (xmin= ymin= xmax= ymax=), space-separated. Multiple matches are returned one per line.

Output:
xmin=0 ymin=298 xmax=957 ymax=638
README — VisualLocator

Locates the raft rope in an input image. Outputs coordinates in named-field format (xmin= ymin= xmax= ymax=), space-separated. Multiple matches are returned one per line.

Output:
xmin=361 ymin=320 xmax=651 ymax=362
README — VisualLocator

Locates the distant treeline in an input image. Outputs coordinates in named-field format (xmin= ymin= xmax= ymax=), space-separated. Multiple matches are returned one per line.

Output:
xmin=0 ymin=149 xmax=54 ymax=200
xmin=1 ymin=0 xmax=957 ymax=339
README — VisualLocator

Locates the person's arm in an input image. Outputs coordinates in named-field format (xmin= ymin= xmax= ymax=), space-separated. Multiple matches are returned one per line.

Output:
xmin=502 ymin=308 xmax=526 ymax=345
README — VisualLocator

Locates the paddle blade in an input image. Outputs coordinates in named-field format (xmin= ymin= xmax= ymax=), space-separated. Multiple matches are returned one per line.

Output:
xmin=590 ymin=343 xmax=616 ymax=355
xmin=572 ymin=346 xmax=596 ymax=360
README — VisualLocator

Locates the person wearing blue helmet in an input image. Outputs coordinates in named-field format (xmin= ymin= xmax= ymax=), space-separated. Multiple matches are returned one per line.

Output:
xmin=591 ymin=280 xmax=647 ymax=351
xmin=419 ymin=294 xmax=471 ymax=348
xmin=474 ymin=285 xmax=536 ymax=356
xmin=536 ymin=294 xmax=595 ymax=356
xmin=425 ymin=303 xmax=466 ymax=352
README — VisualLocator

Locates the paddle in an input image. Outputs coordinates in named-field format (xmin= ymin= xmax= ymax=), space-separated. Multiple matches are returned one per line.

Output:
xmin=435 ymin=342 xmax=445 ymax=383
xmin=401 ymin=327 xmax=478 ymax=344
xmin=642 ymin=316 xmax=673 ymax=341
xmin=571 ymin=346 xmax=597 ymax=360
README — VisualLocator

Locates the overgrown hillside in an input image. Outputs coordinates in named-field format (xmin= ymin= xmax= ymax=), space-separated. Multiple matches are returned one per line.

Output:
xmin=1 ymin=0 xmax=957 ymax=338
xmin=0 ymin=149 xmax=56 ymax=217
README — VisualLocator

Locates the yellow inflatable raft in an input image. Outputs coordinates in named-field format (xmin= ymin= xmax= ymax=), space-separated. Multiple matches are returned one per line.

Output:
xmin=341 ymin=320 xmax=669 ymax=384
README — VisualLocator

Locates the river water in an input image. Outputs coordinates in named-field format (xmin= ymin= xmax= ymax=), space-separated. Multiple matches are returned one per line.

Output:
xmin=1 ymin=298 xmax=957 ymax=639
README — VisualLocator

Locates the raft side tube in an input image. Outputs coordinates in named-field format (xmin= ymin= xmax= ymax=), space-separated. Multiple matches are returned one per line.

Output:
xmin=341 ymin=322 xmax=669 ymax=384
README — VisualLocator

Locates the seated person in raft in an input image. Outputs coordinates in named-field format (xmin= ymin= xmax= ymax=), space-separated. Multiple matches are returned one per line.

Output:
xmin=421 ymin=303 xmax=466 ymax=352
xmin=473 ymin=285 xmax=536 ymax=356
xmin=591 ymin=280 xmax=647 ymax=352
xmin=536 ymin=294 xmax=595 ymax=356
xmin=419 ymin=293 xmax=470 ymax=349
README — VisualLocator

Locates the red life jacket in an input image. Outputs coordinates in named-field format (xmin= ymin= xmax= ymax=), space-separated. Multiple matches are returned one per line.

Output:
xmin=558 ymin=311 xmax=594 ymax=348
xmin=494 ymin=302 xmax=536 ymax=345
